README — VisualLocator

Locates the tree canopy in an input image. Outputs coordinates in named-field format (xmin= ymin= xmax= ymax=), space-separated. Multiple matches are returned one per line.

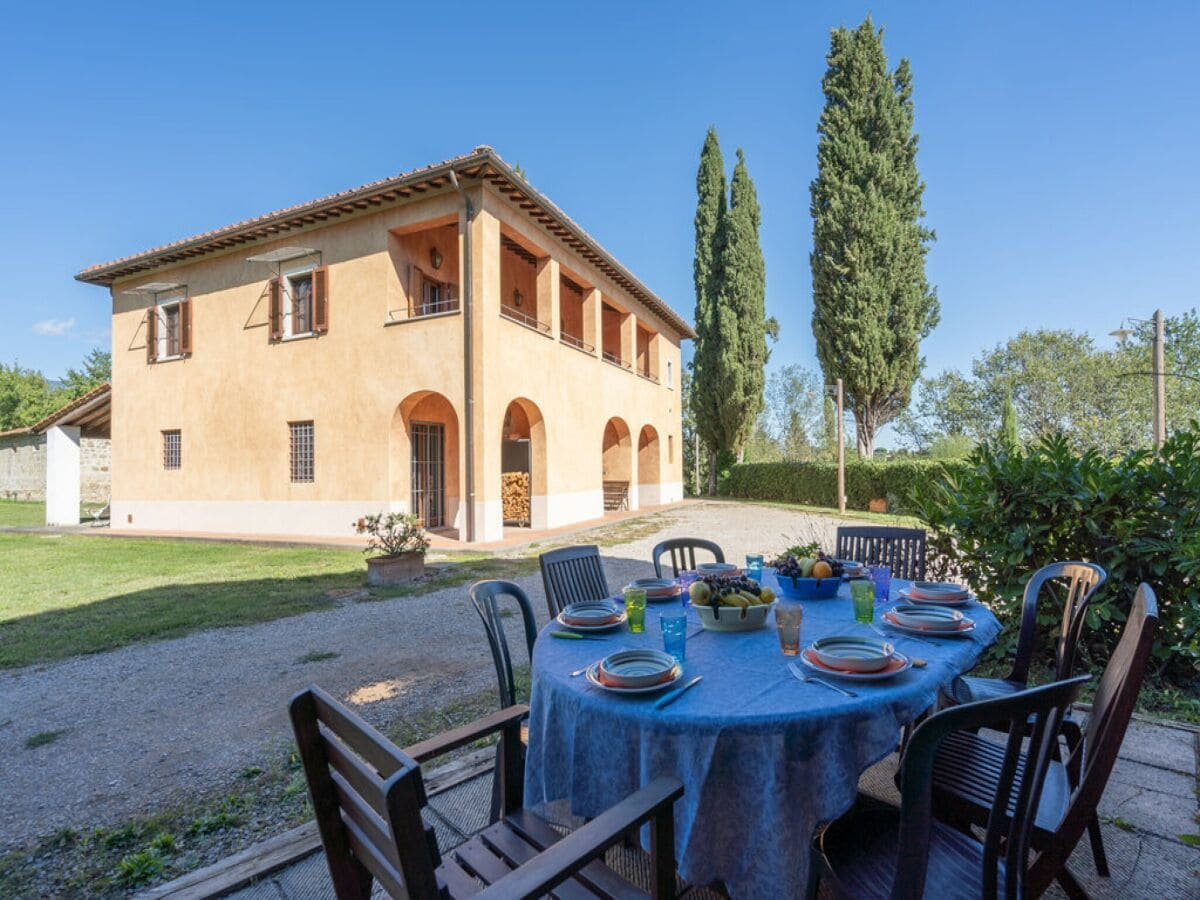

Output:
xmin=810 ymin=16 xmax=938 ymax=457
xmin=0 ymin=349 xmax=111 ymax=432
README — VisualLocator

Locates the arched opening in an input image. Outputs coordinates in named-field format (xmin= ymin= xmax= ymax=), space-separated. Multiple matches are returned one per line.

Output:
xmin=501 ymin=398 xmax=547 ymax=529
xmin=602 ymin=417 xmax=632 ymax=511
xmin=391 ymin=391 xmax=460 ymax=532
xmin=637 ymin=425 xmax=661 ymax=506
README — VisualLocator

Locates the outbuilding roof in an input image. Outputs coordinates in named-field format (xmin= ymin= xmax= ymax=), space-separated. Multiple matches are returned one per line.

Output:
xmin=76 ymin=147 xmax=694 ymax=338
xmin=31 ymin=383 xmax=112 ymax=434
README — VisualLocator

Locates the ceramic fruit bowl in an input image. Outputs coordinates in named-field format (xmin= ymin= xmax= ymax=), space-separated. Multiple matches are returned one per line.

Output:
xmin=694 ymin=598 xmax=775 ymax=631
xmin=772 ymin=574 xmax=841 ymax=600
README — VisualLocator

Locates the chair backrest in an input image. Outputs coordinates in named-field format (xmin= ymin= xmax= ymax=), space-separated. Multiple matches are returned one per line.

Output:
xmin=290 ymin=685 xmax=442 ymax=900
xmin=895 ymin=675 xmax=1089 ymax=900
xmin=834 ymin=526 xmax=927 ymax=581
xmin=470 ymin=580 xmax=539 ymax=709
xmin=1028 ymin=584 xmax=1158 ymax=896
xmin=1009 ymin=561 xmax=1107 ymax=685
xmin=651 ymin=537 xmax=725 ymax=578
xmin=538 ymin=545 xmax=609 ymax=618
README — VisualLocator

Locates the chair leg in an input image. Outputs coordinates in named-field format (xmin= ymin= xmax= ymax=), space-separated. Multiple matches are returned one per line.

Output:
xmin=1055 ymin=863 xmax=1091 ymax=900
xmin=1087 ymin=812 xmax=1110 ymax=877
xmin=649 ymin=809 xmax=676 ymax=900
xmin=805 ymin=860 xmax=820 ymax=900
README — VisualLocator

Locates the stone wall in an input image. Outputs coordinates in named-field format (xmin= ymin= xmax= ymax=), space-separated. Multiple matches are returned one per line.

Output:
xmin=0 ymin=432 xmax=111 ymax=505
xmin=0 ymin=433 xmax=44 ymax=500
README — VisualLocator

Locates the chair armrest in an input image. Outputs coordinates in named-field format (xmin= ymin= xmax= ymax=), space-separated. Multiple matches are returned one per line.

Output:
xmin=474 ymin=776 xmax=683 ymax=900
xmin=403 ymin=704 xmax=528 ymax=764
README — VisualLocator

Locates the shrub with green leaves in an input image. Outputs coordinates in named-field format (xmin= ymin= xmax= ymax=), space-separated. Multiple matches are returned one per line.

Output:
xmin=722 ymin=458 xmax=968 ymax=513
xmin=914 ymin=430 xmax=1200 ymax=681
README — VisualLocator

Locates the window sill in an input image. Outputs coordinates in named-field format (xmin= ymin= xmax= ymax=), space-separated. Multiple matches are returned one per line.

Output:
xmin=280 ymin=331 xmax=320 ymax=343
xmin=151 ymin=354 xmax=188 ymax=364
xmin=384 ymin=309 xmax=461 ymax=326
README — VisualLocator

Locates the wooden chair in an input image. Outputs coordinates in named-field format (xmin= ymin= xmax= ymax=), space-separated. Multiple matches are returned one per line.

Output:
xmin=931 ymin=583 xmax=1158 ymax=897
xmin=651 ymin=538 xmax=725 ymax=579
xmin=834 ymin=526 xmax=928 ymax=581
xmin=810 ymin=674 xmax=1090 ymax=899
xmin=539 ymin=545 xmax=610 ymax=618
xmin=290 ymin=686 xmax=685 ymax=899
xmin=469 ymin=580 xmax=538 ymax=822
xmin=944 ymin=561 xmax=1107 ymax=707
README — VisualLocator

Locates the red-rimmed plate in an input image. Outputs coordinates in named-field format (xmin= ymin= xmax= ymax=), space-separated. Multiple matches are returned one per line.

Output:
xmin=585 ymin=660 xmax=683 ymax=694
xmin=800 ymin=646 xmax=912 ymax=681
xmin=883 ymin=607 xmax=976 ymax=636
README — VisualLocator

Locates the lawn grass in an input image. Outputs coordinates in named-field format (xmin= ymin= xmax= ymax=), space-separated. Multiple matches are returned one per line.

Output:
xmin=0 ymin=500 xmax=46 ymax=528
xmin=0 ymin=534 xmax=533 ymax=669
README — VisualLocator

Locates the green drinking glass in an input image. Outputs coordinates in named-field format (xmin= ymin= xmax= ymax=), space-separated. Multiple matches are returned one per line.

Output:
xmin=851 ymin=579 xmax=875 ymax=625
xmin=624 ymin=587 xmax=647 ymax=633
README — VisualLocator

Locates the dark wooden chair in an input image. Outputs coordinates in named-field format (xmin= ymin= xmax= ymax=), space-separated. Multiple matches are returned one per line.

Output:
xmin=469 ymin=580 xmax=539 ymax=822
xmin=651 ymin=538 xmax=725 ymax=579
xmin=931 ymin=583 xmax=1158 ymax=897
xmin=290 ymin=685 xmax=685 ymax=899
xmin=944 ymin=561 xmax=1107 ymax=707
xmin=834 ymin=525 xmax=928 ymax=581
xmin=810 ymin=674 xmax=1090 ymax=899
xmin=539 ymin=544 xmax=610 ymax=618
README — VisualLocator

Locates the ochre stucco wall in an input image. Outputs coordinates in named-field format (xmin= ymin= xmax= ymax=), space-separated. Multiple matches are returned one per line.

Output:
xmin=107 ymin=182 xmax=685 ymax=539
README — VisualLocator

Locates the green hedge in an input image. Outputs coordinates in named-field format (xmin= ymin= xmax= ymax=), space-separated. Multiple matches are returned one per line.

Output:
xmin=721 ymin=459 xmax=969 ymax=513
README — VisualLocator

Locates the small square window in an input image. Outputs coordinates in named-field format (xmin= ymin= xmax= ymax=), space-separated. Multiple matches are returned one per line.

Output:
xmin=162 ymin=430 xmax=181 ymax=470
xmin=289 ymin=421 xmax=314 ymax=483
xmin=288 ymin=273 xmax=314 ymax=336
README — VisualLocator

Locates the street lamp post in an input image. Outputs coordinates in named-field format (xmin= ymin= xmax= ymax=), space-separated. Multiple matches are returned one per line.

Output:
xmin=826 ymin=379 xmax=846 ymax=514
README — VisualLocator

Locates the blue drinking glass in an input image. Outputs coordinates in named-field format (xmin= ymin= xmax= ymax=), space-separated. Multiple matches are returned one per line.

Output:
xmin=869 ymin=564 xmax=892 ymax=602
xmin=660 ymin=613 xmax=688 ymax=662
xmin=745 ymin=553 xmax=764 ymax=583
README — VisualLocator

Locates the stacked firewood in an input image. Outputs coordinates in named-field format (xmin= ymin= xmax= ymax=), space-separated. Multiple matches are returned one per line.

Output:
xmin=502 ymin=471 xmax=530 ymax=523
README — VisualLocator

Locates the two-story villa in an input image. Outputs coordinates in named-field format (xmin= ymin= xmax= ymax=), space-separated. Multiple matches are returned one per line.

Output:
xmin=76 ymin=147 xmax=691 ymax=542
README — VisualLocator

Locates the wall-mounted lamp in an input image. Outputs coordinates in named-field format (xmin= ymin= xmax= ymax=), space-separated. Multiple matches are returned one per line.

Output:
xmin=429 ymin=247 xmax=444 ymax=270
xmin=513 ymin=289 xmax=524 ymax=307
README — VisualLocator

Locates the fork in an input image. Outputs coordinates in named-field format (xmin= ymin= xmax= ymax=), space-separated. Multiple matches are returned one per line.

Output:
xmin=788 ymin=662 xmax=857 ymax=697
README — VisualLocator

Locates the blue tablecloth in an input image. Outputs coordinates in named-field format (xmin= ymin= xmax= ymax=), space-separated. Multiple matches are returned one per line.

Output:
xmin=524 ymin=576 xmax=1001 ymax=898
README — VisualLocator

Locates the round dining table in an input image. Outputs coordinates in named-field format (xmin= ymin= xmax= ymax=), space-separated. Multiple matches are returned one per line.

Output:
xmin=523 ymin=574 xmax=1002 ymax=898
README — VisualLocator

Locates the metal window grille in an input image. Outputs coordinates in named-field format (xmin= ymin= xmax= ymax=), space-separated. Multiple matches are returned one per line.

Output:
xmin=162 ymin=430 xmax=181 ymax=469
xmin=410 ymin=421 xmax=445 ymax=528
xmin=290 ymin=421 xmax=314 ymax=483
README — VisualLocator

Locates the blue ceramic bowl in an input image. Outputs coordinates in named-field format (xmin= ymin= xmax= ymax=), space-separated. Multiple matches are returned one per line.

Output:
xmin=772 ymin=574 xmax=841 ymax=600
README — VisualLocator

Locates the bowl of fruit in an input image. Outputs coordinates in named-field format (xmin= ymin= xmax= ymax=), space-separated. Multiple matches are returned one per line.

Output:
xmin=688 ymin=575 xmax=776 ymax=631
xmin=769 ymin=551 xmax=845 ymax=600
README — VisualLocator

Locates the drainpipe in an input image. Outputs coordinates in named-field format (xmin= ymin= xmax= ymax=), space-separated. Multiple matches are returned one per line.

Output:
xmin=450 ymin=170 xmax=476 ymax=542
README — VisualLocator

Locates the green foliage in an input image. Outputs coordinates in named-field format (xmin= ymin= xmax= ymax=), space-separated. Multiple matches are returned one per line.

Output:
xmin=723 ymin=458 xmax=966 ymax=514
xmin=116 ymin=849 xmax=164 ymax=886
xmin=899 ymin=312 xmax=1200 ymax=454
xmin=928 ymin=432 xmax=975 ymax=460
xmin=810 ymin=17 xmax=938 ymax=457
xmin=62 ymin=349 xmax=111 ymax=396
xmin=999 ymin=390 xmax=1020 ymax=452
xmin=914 ymin=430 xmax=1200 ymax=681
xmin=353 ymin=512 xmax=429 ymax=556
xmin=0 ymin=363 xmax=59 ymax=431
xmin=23 ymin=729 xmax=65 ymax=749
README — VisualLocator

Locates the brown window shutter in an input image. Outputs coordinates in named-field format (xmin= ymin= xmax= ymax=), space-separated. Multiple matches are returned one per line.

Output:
xmin=268 ymin=278 xmax=282 ymax=341
xmin=180 ymin=299 xmax=193 ymax=355
xmin=313 ymin=266 xmax=329 ymax=333
xmin=409 ymin=264 xmax=421 ymax=315
xmin=146 ymin=307 xmax=158 ymax=363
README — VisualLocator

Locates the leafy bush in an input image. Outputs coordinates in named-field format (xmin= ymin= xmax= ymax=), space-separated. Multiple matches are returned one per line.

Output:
xmin=913 ymin=430 xmax=1200 ymax=681
xmin=722 ymin=459 xmax=968 ymax=513
xmin=116 ymin=849 xmax=163 ymax=886
xmin=353 ymin=512 xmax=430 ymax=557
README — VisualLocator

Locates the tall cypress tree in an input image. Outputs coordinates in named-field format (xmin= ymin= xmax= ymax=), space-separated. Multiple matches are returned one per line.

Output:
xmin=690 ymin=127 xmax=728 ymax=493
xmin=999 ymin=389 xmax=1020 ymax=452
xmin=718 ymin=148 xmax=769 ymax=458
xmin=810 ymin=17 xmax=938 ymax=457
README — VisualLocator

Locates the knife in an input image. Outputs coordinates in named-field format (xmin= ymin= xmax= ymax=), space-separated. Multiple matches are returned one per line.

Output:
xmin=550 ymin=631 xmax=606 ymax=641
xmin=655 ymin=675 xmax=702 ymax=709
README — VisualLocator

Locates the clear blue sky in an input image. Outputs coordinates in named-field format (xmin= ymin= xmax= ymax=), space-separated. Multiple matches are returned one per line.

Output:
xmin=3 ymin=1 xmax=1197 ymax=444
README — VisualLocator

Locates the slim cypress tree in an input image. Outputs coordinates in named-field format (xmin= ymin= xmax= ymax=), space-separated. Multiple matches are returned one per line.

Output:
xmin=690 ymin=127 xmax=728 ymax=493
xmin=810 ymin=17 xmax=938 ymax=457
xmin=999 ymin=389 xmax=1021 ymax=452
xmin=718 ymin=149 xmax=769 ymax=459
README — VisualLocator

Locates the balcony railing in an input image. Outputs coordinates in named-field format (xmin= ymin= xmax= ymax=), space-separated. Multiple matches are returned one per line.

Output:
xmin=560 ymin=331 xmax=595 ymax=353
xmin=638 ymin=369 xmax=660 ymax=384
xmin=387 ymin=298 xmax=460 ymax=322
xmin=500 ymin=304 xmax=551 ymax=334
xmin=602 ymin=350 xmax=632 ymax=370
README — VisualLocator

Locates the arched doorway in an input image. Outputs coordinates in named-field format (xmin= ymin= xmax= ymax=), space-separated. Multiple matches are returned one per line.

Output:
xmin=602 ymin=417 xmax=632 ymax=511
xmin=391 ymin=391 xmax=460 ymax=531
xmin=501 ymin=398 xmax=547 ymax=529
xmin=637 ymin=425 xmax=661 ymax=507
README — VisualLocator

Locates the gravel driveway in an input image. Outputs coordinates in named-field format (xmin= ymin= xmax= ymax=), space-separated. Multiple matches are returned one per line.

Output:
xmin=0 ymin=500 xmax=845 ymax=849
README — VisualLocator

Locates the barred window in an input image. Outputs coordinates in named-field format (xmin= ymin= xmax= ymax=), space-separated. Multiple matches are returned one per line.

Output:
xmin=162 ymin=430 xmax=181 ymax=470
xmin=289 ymin=421 xmax=314 ymax=483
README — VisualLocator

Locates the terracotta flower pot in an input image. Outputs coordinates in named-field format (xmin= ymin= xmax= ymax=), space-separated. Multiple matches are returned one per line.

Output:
xmin=365 ymin=551 xmax=425 ymax=586
xmin=869 ymin=497 xmax=889 ymax=513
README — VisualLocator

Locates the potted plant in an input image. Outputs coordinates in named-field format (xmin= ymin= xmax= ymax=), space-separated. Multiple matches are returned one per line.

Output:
xmin=354 ymin=512 xmax=430 ymax=585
